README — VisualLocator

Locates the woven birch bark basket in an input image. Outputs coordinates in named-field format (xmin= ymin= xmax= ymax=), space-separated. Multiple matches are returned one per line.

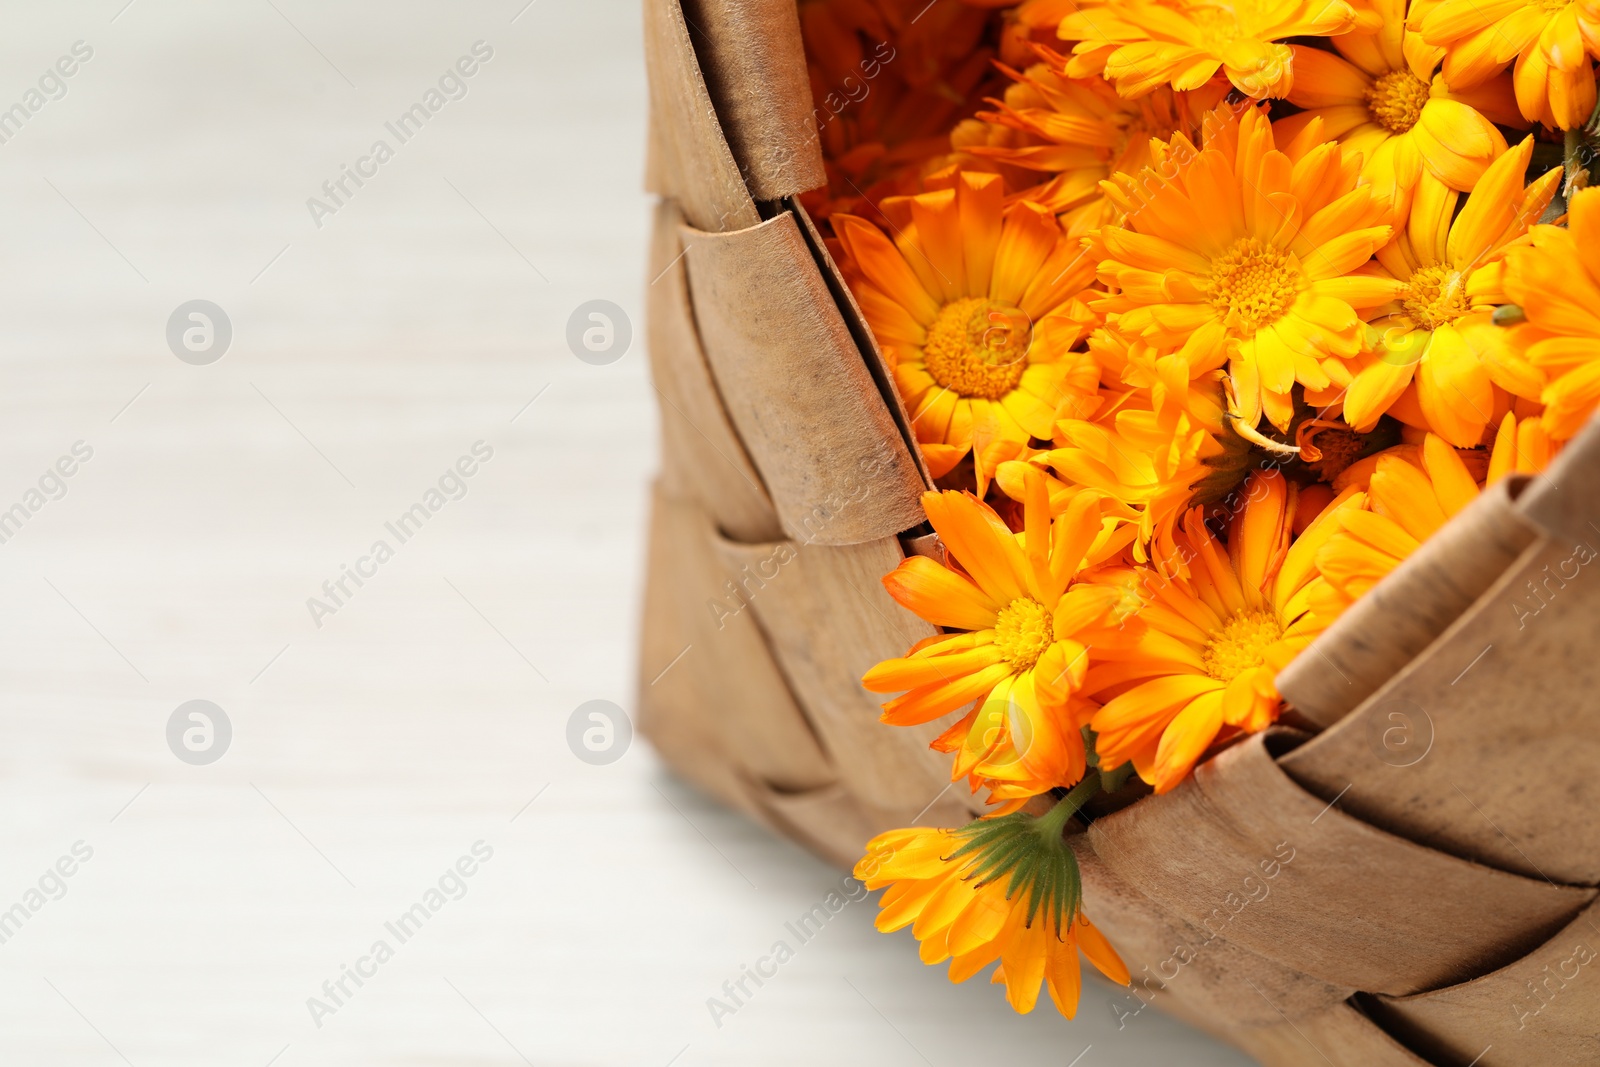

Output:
xmin=635 ymin=2 xmax=1600 ymax=1063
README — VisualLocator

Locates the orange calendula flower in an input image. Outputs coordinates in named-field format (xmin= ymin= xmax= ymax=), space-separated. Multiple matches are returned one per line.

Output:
xmin=1342 ymin=136 xmax=1562 ymax=447
xmin=834 ymin=169 xmax=1100 ymax=479
xmin=977 ymin=0 xmax=1095 ymax=67
xmin=1499 ymin=186 xmax=1600 ymax=441
xmin=997 ymin=330 xmax=1233 ymax=577
xmin=1057 ymin=0 xmax=1373 ymax=99
xmin=1275 ymin=0 xmax=1523 ymax=195
xmin=855 ymin=819 xmax=1129 ymax=1016
xmin=966 ymin=48 xmax=1225 ymax=232
xmin=881 ymin=0 xmax=995 ymax=94
xmin=1313 ymin=423 xmax=1556 ymax=616
xmin=1088 ymin=470 xmax=1357 ymax=792
xmin=1412 ymin=0 xmax=1600 ymax=128
xmin=1093 ymin=103 xmax=1399 ymax=437
xmin=798 ymin=0 xmax=1004 ymax=227
xmin=799 ymin=0 xmax=895 ymax=90
xmin=863 ymin=477 xmax=1135 ymax=798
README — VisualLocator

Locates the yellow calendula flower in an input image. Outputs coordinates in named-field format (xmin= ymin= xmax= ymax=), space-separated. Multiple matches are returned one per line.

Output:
xmin=1092 ymin=103 xmax=1399 ymax=437
xmin=1412 ymin=0 xmax=1600 ymax=127
xmin=1499 ymin=186 xmax=1600 ymax=441
xmin=855 ymin=811 xmax=1129 ymax=1016
xmin=834 ymin=169 xmax=1100 ymax=479
xmin=1275 ymin=0 xmax=1524 ymax=195
xmin=1088 ymin=470 xmax=1358 ymax=792
xmin=1313 ymin=423 xmax=1556 ymax=618
xmin=863 ymin=477 xmax=1135 ymax=800
xmin=1056 ymin=0 xmax=1374 ymax=99
xmin=1342 ymin=136 xmax=1563 ymax=447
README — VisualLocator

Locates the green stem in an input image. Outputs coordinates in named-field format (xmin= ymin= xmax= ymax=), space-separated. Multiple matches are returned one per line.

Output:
xmin=1100 ymin=760 xmax=1135 ymax=794
xmin=1037 ymin=771 xmax=1104 ymax=838
xmin=1562 ymin=98 xmax=1600 ymax=201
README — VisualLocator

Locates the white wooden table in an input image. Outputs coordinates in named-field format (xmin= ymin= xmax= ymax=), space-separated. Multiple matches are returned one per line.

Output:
xmin=0 ymin=2 xmax=1251 ymax=1063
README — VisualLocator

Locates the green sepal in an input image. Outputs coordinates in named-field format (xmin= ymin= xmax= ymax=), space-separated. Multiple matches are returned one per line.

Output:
xmin=1492 ymin=304 xmax=1526 ymax=327
xmin=942 ymin=772 xmax=1103 ymax=936
xmin=1100 ymin=760 xmax=1135 ymax=794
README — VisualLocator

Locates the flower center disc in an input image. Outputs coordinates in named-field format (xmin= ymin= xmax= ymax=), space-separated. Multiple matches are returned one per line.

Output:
xmin=1402 ymin=263 xmax=1471 ymax=330
xmin=1206 ymin=237 xmax=1302 ymax=337
xmin=1366 ymin=70 xmax=1431 ymax=134
xmin=1189 ymin=5 xmax=1242 ymax=47
xmin=994 ymin=596 xmax=1054 ymax=672
xmin=1202 ymin=609 xmax=1283 ymax=683
xmin=923 ymin=297 xmax=1033 ymax=400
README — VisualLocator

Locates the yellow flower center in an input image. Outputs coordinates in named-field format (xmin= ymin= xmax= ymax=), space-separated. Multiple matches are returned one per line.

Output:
xmin=1202 ymin=609 xmax=1283 ymax=684
xmin=1206 ymin=237 xmax=1302 ymax=337
xmin=1365 ymin=70 xmax=1431 ymax=135
xmin=1188 ymin=6 xmax=1242 ymax=47
xmin=993 ymin=596 xmax=1054 ymax=672
xmin=923 ymin=297 xmax=1033 ymax=400
xmin=1402 ymin=263 xmax=1472 ymax=330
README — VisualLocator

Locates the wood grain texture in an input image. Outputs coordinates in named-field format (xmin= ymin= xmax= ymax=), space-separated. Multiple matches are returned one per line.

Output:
xmin=648 ymin=199 xmax=785 ymax=543
xmin=680 ymin=212 xmax=928 ymax=544
xmin=1089 ymin=732 xmax=1594 ymax=996
xmin=642 ymin=0 xmax=762 ymax=231
xmin=1073 ymin=843 xmax=1354 ymax=1030
xmin=679 ymin=0 xmax=826 ymax=201
xmin=1280 ymin=525 xmax=1600 ymax=886
xmin=1231 ymin=1004 xmax=1441 ymax=1067
xmin=1370 ymin=897 xmax=1600 ymax=1066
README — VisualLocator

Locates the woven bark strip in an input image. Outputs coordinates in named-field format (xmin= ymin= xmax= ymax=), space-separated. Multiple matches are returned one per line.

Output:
xmin=639 ymin=487 xmax=977 ymax=870
xmin=639 ymin=486 xmax=836 ymax=798
xmin=1233 ymin=1005 xmax=1441 ymax=1067
xmin=1073 ymin=843 xmax=1356 ymax=1030
xmin=710 ymin=532 xmax=965 ymax=814
xmin=1516 ymin=417 xmax=1600 ymax=546
xmin=1370 ymin=898 xmax=1600 ymax=1066
xmin=755 ymin=782 xmax=891 ymax=870
xmin=680 ymin=214 xmax=928 ymax=544
xmin=789 ymin=197 xmax=935 ymax=492
xmin=1281 ymin=527 xmax=1600 ymax=885
xmin=678 ymin=0 xmax=826 ymax=201
xmin=635 ymin=487 xmax=773 ymax=828
xmin=757 ymin=779 xmax=976 ymax=872
xmin=647 ymin=200 xmax=784 ymax=544
xmin=1079 ymin=841 xmax=1452 ymax=1066
xmin=1087 ymin=732 xmax=1593 ymax=996
xmin=1281 ymin=423 xmax=1600 ymax=886
xmin=1276 ymin=477 xmax=1537 ymax=728
xmin=641 ymin=0 xmax=759 ymax=232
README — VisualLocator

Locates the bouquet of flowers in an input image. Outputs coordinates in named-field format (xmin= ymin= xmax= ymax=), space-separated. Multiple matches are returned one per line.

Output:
xmin=640 ymin=0 xmax=1600 ymax=1060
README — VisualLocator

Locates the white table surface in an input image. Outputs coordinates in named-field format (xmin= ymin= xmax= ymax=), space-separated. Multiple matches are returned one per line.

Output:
xmin=0 ymin=2 xmax=1254 ymax=1063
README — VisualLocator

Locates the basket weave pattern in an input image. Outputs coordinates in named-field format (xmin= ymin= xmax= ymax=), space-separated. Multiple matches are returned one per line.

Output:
xmin=637 ymin=3 xmax=1600 ymax=1063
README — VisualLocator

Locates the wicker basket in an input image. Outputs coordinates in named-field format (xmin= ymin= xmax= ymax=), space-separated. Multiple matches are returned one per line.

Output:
xmin=636 ymin=3 xmax=1600 ymax=1063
